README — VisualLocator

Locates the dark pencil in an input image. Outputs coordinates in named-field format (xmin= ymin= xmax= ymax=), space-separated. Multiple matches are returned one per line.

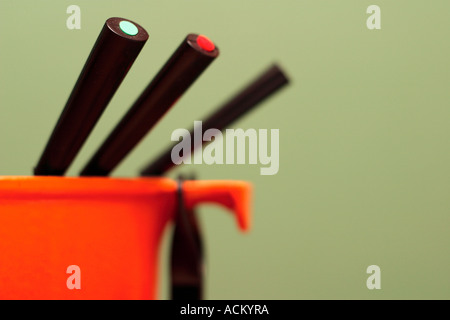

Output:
xmin=140 ymin=64 xmax=290 ymax=176
xmin=171 ymin=175 xmax=204 ymax=300
xmin=80 ymin=34 xmax=219 ymax=176
xmin=34 ymin=17 xmax=148 ymax=176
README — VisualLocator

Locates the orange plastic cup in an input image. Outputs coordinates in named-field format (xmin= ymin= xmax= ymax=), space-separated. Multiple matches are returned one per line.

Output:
xmin=0 ymin=176 xmax=251 ymax=300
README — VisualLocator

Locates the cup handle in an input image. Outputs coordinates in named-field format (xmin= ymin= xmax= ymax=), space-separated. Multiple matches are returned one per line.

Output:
xmin=182 ymin=180 xmax=252 ymax=232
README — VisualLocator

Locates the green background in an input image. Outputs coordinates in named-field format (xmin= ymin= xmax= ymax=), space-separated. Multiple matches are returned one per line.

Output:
xmin=1 ymin=0 xmax=449 ymax=299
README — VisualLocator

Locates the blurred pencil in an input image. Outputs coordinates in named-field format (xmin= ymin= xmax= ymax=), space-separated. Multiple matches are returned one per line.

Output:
xmin=171 ymin=174 xmax=204 ymax=300
xmin=140 ymin=64 xmax=289 ymax=176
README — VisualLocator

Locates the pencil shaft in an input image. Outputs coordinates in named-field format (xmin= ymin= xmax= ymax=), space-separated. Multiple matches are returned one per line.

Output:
xmin=80 ymin=34 xmax=219 ymax=176
xmin=171 ymin=177 xmax=203 ymax=300
xmin=34 ymin=18 xmax=148 ymax=176
xmin=140 ymin=64 xmax=289 ymax=176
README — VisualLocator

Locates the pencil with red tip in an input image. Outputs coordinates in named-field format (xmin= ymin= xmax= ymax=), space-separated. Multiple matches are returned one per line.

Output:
xmin=140 ymin=64 xmax=289 ymax=176
xmin=34 ymin=17 xmax=148 ymax=176
xmin=80 ymin=34 xmax=219 ymax=176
